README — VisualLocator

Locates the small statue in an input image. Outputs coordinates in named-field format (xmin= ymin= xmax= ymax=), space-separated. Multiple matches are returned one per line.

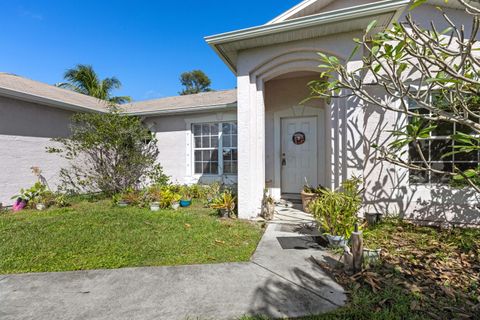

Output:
xmin=261 ymin=190 xmax=275 ymax=220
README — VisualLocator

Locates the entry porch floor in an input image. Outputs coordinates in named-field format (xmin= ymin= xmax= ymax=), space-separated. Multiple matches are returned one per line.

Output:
xmin=0 ymin=207 xmax=345 ymax=320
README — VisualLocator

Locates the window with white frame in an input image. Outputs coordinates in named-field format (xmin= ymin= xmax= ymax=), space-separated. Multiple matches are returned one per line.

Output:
xmin=192 ymin=122 xmax=237 ymax=175
xmin=408 ymin=96 xmax=480 ymax=184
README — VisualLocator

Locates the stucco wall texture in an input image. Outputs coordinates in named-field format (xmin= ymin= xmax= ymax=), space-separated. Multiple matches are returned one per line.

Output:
xmin=0 ymin=96 xmax=72 ymax=205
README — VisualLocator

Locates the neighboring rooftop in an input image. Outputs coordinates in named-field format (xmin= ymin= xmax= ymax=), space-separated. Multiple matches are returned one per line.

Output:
xmin=124 ymin=89 xmax=237 ymax=116
xmin=0 ymin=73 xmax=110 ymax=112
xmin=0 ymin=73 xmax=237 ymax=115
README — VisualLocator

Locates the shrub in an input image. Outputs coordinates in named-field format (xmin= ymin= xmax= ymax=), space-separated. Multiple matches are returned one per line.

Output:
xmin=113 ymin=188 xmax=143 ymax=206
xmin=48 ymin=111 xmax=161 ymax=196
xmin=159 ymin=189 xmax=181 ymax=208
xmin=211 ymin=190 xmax=237 ymax=218
xmin=309 ymin=177 xmax=362 ymax=239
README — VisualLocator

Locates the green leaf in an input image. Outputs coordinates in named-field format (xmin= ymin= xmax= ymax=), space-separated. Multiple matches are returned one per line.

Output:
xmin=410 ymin=0 xmax=427 ymax=11
xmin=366 ymin=20 xmax=377 ymax=34
xmin=347 ymin=45 xmax=360 ymax=62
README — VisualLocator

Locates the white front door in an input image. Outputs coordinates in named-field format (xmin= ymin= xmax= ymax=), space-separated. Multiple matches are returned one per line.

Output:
xmin=281 ymin=117 xmax=318 ymax=194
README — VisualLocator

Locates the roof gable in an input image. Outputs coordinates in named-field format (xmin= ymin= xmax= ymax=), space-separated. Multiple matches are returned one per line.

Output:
xmin=268 ymin=0 xmax=380 ymax=24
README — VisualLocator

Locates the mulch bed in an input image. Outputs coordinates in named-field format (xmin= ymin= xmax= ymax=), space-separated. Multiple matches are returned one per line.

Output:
xmin=316 ymin=220 xmax=480 ymax=319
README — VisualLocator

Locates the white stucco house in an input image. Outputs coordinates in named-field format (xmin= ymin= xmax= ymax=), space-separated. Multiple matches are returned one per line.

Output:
xmin=1 ymin=0 xmax=479 ymax=225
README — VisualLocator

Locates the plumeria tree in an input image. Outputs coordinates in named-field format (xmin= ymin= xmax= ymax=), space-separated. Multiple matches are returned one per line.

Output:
xmin=309 ymin=0 xmax=480 ymax=192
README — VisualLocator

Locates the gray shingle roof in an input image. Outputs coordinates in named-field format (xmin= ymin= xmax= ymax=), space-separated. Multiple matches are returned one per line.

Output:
xmin=0 ymin=73 xmax=237 ymax=115
xmin=0 ymin=73 xmax=110 ymax=112
xmin=124 ymin=89 xmax=237 ymax=115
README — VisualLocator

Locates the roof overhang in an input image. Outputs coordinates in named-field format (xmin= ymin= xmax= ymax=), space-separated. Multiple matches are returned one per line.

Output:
xmin=125 ymin=102 xmax=237 ymax=117
xmin=0 ymin=87 xmax=107 ymax=113
xmin=205 ymin=0 xmax=411 ymax=74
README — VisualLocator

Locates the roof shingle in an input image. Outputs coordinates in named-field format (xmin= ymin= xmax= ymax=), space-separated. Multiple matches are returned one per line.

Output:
xmin=0 ymin=73 xmax=110 ymax=112
xmin=124 ymin=89 xmax=237 ymax=115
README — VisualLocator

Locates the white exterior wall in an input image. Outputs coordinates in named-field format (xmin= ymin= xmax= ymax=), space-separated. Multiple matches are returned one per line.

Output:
xmin=361 ymin=5 xmax=480 ymax=225
xmin=0 ymin=96 xmax=72 ymax=205
xmin=144 ymin=110 xmax=238 ymax=185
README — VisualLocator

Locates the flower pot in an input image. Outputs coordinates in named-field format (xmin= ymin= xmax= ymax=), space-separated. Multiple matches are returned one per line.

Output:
xmin=363 ymin=248 xmax=382 ymax=264
xmin=13 ymin=199 xmax=27 ymax=212
xmin=172 ymin=202 xmax=180 ymax=210
xmin=326 ymin=234 xmax=347 ymax=248
xmin=150 ymin=202 xmax=160 ymax=212
xmin=180 ymin=199 xmax=192 ymax=207
xmin=219 ymin=208 xmax=229 ymax=218
xmin=36 ymin=203 xmax=46 ymax=211
xmin=365 ymin=212 xmax=383 ymax=226
xmin=117 ymin=201 xmax=128 ymax=208
xmin=301 ymin=191 xmax=318 ymax=213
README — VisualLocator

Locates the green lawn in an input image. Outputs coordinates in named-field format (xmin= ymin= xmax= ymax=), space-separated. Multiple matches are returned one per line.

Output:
xmin=0 ymin=200 xmax=263 ymax=274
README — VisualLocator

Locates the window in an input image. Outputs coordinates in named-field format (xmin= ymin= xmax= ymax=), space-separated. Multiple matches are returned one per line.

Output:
xmin=192 ymin=122 xmax=237 ymax=175
xmin=408 ymin=97 xmax=480 ymax=184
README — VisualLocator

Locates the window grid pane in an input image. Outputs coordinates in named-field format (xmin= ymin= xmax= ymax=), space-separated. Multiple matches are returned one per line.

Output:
xmin=222 ymin=122 xmax=238 ymax=175
xmin=192 ymin=122 xmax=237 ymax=175
xmin=193 ymin=123 xmax=219 ymax=175
xmin=408 ymin=99 xmax=480 ymax=184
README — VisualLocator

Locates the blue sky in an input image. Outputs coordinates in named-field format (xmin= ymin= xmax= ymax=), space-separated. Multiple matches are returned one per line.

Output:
xmin=0 ymin=1 xmax=300 ymax=101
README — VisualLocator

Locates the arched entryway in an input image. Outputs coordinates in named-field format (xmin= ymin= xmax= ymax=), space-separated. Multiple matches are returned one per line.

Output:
xmin=263 ymin=71 xmax=330 ymax=201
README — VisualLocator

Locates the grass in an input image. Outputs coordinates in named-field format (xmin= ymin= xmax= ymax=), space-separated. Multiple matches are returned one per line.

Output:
xmin=0 ymin=199 xmax=263 ymax=274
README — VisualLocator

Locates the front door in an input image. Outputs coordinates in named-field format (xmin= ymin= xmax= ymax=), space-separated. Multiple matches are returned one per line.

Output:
xmin=281 ymin=117 xmax=318 ymax=194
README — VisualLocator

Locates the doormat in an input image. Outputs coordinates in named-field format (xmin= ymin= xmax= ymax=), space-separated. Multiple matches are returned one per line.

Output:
xmin=276 ymin=236 xmax=328 ymax=250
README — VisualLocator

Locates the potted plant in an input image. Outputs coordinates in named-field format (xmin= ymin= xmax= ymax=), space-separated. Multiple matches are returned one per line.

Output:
xmin=180 ymin=186 xmax=193 ymax=207
xmin=301 ymin=182 xmax=326 ymax=213
xmin=36 ymin=202 xmax=47 ymax=211
xmin=211 ymin=190 xmax=237 ymax=218
xmin=363 ymin=248 xmax=382 ymax=265
xmin=150 ymin=202 xmax=160 ymax=211
xmin=171 ymin=193 xmax=181 ymax=210
xmin=309 ymin=177 xmax=362 ymax=248
xmin=114 ymin=188 xmax=141 ymax=208
xmin=11 ymin=182 xmax=47 ymax=211
xmin=365 ymin=212 xmax=384 ymax=226
xmin=203 ymin=182 xmax=221 ymax=207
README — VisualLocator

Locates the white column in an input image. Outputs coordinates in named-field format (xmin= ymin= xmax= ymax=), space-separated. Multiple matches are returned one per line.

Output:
xmin=236 ymin=74 xmax=265 ymax=219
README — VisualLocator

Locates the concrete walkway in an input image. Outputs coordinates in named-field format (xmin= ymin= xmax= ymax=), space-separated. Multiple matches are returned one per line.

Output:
xmin=0 ymin=206 xmax=346 ymax=320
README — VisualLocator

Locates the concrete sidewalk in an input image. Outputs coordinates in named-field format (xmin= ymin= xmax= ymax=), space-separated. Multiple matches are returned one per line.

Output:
xmin=0 ymin=208 xmax=346 ymax=320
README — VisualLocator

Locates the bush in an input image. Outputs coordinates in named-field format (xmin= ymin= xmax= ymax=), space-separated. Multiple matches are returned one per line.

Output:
xmin=48 ymin=111 xmax=162 ymax=196
xmin=211 ymin=190 xmax=237 ymax=218
xmin=309 ymin=177 xmax=362 ymax=238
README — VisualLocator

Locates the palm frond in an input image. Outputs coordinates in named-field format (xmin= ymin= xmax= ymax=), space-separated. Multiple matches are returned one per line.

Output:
xmin=109 ymin=96 xmax=132 ymax=104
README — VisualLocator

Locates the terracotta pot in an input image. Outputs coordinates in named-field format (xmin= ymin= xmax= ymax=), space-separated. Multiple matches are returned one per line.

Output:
xmin=301 ymin=191 xmax=318 ymax=213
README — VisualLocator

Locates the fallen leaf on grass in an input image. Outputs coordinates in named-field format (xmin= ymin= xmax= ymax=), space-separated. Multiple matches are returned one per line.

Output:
xmin=410 ymin=300 xmax=419 ymax=311
xmin=184 ymin=224 xmax=191 ymax=228
xmin=215 ymin=240 xmax=225 ymax=245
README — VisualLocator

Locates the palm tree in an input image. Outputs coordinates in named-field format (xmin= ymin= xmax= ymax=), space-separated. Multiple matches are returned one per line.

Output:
xmin=57 ymin=64 xmax=131 ymax=104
